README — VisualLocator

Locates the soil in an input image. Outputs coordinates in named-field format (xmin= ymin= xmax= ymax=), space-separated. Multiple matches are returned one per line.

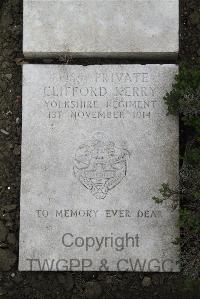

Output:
xmin=0 ymin=0 xmax=199 ymax=298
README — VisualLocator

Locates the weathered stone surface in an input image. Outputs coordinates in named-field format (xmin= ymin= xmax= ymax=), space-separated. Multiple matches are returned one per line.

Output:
xmin=19 ymin=64 xmax=179 ymax=271
xmin=23 ymin=0 xmax=179 ymax=58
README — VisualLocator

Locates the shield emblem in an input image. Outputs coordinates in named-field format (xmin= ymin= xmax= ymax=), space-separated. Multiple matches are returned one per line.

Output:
xmin=73 ymin=132 xmax=130 ymax=199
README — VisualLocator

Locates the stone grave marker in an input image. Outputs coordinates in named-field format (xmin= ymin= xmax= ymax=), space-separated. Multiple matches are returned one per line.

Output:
xmin=19 ymin=64 xmax=179 ymax=271
xmin=23 ymin=0 xmax=179 ymax=58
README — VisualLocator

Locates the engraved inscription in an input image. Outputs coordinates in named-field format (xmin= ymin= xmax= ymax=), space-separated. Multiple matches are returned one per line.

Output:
xmin=73 ymin=132 xmax=130 ymax=199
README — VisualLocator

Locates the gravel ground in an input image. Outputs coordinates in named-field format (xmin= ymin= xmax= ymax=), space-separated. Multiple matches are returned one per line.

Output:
xmin=0 ymin=0 xmax=199 ymax=298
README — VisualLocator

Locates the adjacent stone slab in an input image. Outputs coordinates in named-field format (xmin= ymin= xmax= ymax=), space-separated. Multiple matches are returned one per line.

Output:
xmin=19 ymin=64 xmax=179 ymax=271
xmin=23 ymin=0 xmax=179 ymax=58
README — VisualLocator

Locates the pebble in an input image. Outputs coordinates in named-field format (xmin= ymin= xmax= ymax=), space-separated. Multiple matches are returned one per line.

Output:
xmin=65 ymin=273 xmax=74 ymax=291
xmin=142 ymin=276 xmax=151 ymax=287
xmin=152 ymin=274 xmax=161 ymax=286
xmin=13 ymin=273 xmax=23 ymax=284
xmin=1 ymin=61 xmax=10 ymax=69
xmin=84 ymin=281 xmax=102 ymax=299
xmin=13 ymin=25 xmax=22 ymax=36
xmin=0 ymin=221 xmax=8 ymax=242
xmin=71 ymin=296 xmax=82 ymax=299
xmin=190 ymin=11 xmax=200 ymax=25
xmin=2 ymin=204 xmax=17 ymax=212
xmin=57 ymin=273 xmax=74 ymax=291
xmin=0 ymin=129 xmax=9 ymax=135
xmin=85 ymin=272 xmax=95 ymax=281
xmin=0 ymin=81 xmax=7 ymax=91
xmin=0 ymin=248 xmax=16 ymax=271
xmin=5 ymin=222 xmax=13 ymax=229
xmin=4 ymin=73 xmax=12 ymax=80
xmin=43 ymin=59 xmax=53 ymax=63
xmin=5 ymin=110 xmax=12 ymax=116
xmin=16 ymin=95 xmax=21 ymax=104
xmin=57 ymin=273 xmax=65 ymax=284
xmin=2 ymin=213 xmax=12 ymax=222
xmin=0 ymin=242 xmax=8 ymax=249
xmin=1 ymin=12 xmax=13 ymax=27
xmin=13 ymin=145 xmax=21 ymax=156
xmin=7 ymin=232 xmax=16 ymax=246
xmin=2 ymin=49 xmax=14 ymax=58
xmin=0 ymin=287 xmax=6 ymax=296
xmin=15 ymin=57 xmax=24 ymax=65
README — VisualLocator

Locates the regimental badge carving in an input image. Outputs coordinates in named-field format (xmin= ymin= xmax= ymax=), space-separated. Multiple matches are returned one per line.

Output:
xmin=73 ymin=132 xmax=130 ymax=199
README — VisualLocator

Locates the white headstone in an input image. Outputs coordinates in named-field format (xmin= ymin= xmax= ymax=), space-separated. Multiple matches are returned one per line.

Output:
xmin=19 ymin=64 xmax=179 ymax=271
xmin=23 ymin=0 xmax=179 ymax=58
